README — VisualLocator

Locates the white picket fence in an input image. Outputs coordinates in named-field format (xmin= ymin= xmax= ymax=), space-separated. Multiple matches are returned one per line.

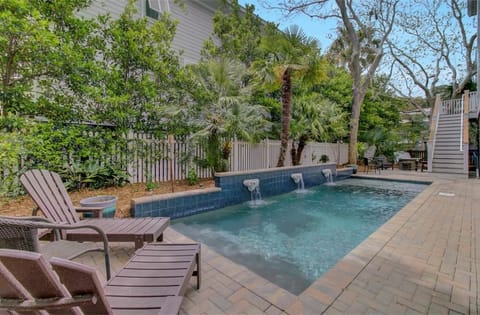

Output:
xmin=3 ymin=131 xmax=348 ymax=185
xmin=130 ymin=136 xmax=348 ymax=183
xmin=229 ymin=139 xmax=348 ymax=172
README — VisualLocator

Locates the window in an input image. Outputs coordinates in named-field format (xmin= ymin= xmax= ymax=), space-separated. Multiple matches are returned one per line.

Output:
xmin=146 ymin=0 xmax=170 ymax=20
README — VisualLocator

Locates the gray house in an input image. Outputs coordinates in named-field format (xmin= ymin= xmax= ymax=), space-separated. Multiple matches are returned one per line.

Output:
xmin=80 ymin=0 xmax=219 ymax=64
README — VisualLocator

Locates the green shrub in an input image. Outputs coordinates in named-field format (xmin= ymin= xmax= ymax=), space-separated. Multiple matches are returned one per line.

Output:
xmin=186 ymin=167 xmax=199 ymax=186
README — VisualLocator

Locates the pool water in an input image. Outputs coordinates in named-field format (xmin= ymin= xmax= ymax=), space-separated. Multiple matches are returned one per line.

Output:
xmin=173 ymin=178 xmax=428 ymax=294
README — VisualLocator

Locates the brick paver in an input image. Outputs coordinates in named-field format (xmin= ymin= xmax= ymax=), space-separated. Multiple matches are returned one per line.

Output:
xmin=71 ymin=171 xmax=480 ymax=314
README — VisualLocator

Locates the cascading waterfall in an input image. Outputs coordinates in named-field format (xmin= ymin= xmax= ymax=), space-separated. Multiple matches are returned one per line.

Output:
xmin=243 ymin=179 xmax=263 ymax=206
xmin=322 ymin=169 xmax=336 ymax=186
xmin=291 ymin=173 xmax=308 ymax=193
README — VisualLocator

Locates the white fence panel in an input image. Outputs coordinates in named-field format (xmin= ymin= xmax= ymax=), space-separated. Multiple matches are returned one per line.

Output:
xmin=4 ymin=132 xmax=349 ymax=186
xmin=229 ymin=140 xmax=348 ymax=172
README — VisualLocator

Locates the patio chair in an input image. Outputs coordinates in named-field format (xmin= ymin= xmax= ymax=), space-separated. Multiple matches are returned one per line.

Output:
xmin=20 ymin=169 xmax=170 ymax=250
xmin=375 ymin=155 xmax=394 ymax=170
xmin=0 ymin=243 xmax=200 ymax=314
xmin=362 ymin=145 xmax=377 ymax=173
xmin=0 ymin=215 xmax=111 ymax=279
xmin=394 ymin=151 xmax=420 ymax=171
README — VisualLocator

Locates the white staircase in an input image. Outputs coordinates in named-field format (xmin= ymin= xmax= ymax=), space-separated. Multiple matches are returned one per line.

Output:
xmin=431 ymin=114 xmax=466 ymax=175
xmin=428 ymin=93 xmax=473 ymax=177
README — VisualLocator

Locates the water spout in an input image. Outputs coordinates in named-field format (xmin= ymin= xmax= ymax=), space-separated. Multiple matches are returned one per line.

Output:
xmin=243 ymin=179 xmax=259 ymax=192
xmin=322 ymin=169 xmax=336 ymax=186
xmin=291 ymin=173 xmax=307 ymax=193
xmin=243 ymin=179 xmax=263 ymax=206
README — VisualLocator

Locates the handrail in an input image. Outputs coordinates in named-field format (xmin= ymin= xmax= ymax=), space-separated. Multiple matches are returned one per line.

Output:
xmin=460 ymin=94 xmax=464 ymax=151
xmin=432 ymin=99 xmax=441 ymax=165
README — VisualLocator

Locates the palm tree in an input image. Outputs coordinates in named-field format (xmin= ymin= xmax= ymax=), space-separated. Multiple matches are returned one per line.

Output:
xmin=290 ymin=93 xmax=348 ymax=165
xmin=255 ymin=25 xmax=322 ymax=167
xmin=191 ymin=57 xmax=270 ymax=174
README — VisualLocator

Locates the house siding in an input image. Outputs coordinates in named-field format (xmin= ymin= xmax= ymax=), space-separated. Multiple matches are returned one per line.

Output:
xmin=79 ymin=0 xmax=216 ymax=64
xmin=79 ymin=0 xmax=142 ymax=19
xmin=169 ymin=1 xmax=216 ymax=64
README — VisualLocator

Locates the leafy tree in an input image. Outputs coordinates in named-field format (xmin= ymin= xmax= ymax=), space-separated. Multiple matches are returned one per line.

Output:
xmin=87 ymin=1 xmax=190 ymax=135
xmin=0 ymin=0 xmax=93 ymax=119
xmin=255 ymin=25 xmax=323 ymax=167
xmin=202 ymin=0 xmax=264 ymax=67
xmin=387 ymin=0 xmax=476 ymax=112
xmin=264 ymin=0 xmax=399 ymax=165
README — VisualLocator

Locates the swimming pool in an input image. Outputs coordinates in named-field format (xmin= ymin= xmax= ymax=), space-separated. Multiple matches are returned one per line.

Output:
xmin=172 ymin=178 xmax=428 ymax=294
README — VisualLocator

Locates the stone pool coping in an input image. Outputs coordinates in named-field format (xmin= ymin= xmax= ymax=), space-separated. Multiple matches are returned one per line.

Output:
xmin=132 ymin=187 xmax=221 ymax=205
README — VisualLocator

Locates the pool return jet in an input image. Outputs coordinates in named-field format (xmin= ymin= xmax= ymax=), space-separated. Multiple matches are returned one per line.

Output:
xmin=322 ymin=169 xmax=336 ymax=186
xmin=290 ymin=173 xmax=308 ymax=193
xmin=243 ymin=179 xmax=263 ymax=206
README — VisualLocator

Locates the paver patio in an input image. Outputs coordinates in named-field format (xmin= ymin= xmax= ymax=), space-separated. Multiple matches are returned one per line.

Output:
xmin=70 ymin=170 xmax=480 ymax=314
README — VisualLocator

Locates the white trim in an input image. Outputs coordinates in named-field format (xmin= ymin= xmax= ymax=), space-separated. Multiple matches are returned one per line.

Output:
xmin=148 ymin=0 xmax=161 ymax=12
xmin=148 ymin=0 xmax=169 ymax=13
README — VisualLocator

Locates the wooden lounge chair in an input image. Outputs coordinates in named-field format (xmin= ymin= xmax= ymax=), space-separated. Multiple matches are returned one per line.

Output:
xmin=0 ymin=243 xmax=200 ymax=314
xmin=20 ymin=169 xmax=170 ymax=250
xmin=0 ymin=215 xmax=112 ymax=279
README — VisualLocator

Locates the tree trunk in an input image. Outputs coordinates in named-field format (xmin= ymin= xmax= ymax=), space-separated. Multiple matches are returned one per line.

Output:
xmin=295 ymin=134 xmax=308 ymax=165
xmin=276 ymin=68 xmax=292 ymax=167
xmin=290 ymin=140 xmax=298 ymax=165
xmin=348 ymin=89 xmax=366 ymax=164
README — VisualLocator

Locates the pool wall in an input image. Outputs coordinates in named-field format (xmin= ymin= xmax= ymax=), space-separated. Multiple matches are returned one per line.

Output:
xmin=132 ymin=164 xmax=353 ymax=219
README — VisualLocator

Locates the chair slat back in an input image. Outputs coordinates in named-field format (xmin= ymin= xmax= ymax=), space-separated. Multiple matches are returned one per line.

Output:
xmin=20 ymin=170 xmax=80 ymax=224
xmin=0 ymin=250 xmax=111 ymax=314
xmin=50 ymin=257 xmax=112 ymax=315
xmin=0 ymin=249 xmax=78 ymax=314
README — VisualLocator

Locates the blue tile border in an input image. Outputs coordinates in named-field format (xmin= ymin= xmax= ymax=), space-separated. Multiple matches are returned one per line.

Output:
xmin=132 ymin=164 xmax=353 ymax=219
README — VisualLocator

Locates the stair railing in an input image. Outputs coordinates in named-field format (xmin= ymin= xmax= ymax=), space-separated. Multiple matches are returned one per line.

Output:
xmin=460 ymin=94 xmax=464 ymax=151
xmin=428 ymin=95 xmax=442 ymax=172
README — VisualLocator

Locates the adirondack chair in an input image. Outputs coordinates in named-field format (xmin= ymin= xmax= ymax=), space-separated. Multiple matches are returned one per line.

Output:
xmin=0 ymin=243 xmax=200 ymax=314
xmin=0 ymin=216 xmax=111 ymax=279
xmin=20 ymin=169 xmax=170 ymax=250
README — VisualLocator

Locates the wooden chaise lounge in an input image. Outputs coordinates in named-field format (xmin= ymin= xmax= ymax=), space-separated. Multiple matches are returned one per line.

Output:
xmin=20 ymin=169 xmax=170 ymax=249
xmin=0 ymin=243 xmax=201 ymax=314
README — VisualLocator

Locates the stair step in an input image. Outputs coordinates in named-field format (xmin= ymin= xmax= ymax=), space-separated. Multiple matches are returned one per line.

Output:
xmin=432 ymin=163 xmax=465 ymax=170
xmin=434 ymin=146 xmax=462 ymax=151
xmin=433 ymin=154 xmax=464 ymax=159
xmin=437 ymin=131 xmax=460 ymax=139
xmin=431 ymin=168 xmax=468 ymax=175
xmin=437 ymin=124 xmax=460 ymax=132
xmin=432 ymin=159 xmax=464 ymax=165
xmin=438 ymin=119 xmax=462 ymax=124
xmin=435 ymin=138 xmax=461 ymax=143
xmin=439 ymin=114 xmax=462 ymax=119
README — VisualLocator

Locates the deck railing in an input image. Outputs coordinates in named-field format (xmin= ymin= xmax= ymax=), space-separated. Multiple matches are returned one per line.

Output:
xmin=440 ymin=98 xmax=463 ymax=115
xmin=469 ymin=91 xmax=479 ymax=117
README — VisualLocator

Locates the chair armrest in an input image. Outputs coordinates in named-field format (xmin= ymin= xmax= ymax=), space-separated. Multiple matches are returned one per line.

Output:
xmin=75 ymin=207 xmax=104 ymax=218
xmin=0 ymin=216 xmax=111 ymax=280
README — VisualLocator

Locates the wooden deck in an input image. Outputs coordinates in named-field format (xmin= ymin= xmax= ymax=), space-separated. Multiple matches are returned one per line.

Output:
xmin=70 ymin=170 xmax=480 ymax=314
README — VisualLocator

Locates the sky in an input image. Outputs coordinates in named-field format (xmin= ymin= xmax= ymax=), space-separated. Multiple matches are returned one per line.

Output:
xmin=237 ymin=0 xmax=338 ymax=52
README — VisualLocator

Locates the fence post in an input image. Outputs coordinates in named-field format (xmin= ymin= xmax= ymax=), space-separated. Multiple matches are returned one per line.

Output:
xmin=266 ymin=138 xmax=270 ymax=168
xmin=168 ymin=135 xmax=175 ymax=192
